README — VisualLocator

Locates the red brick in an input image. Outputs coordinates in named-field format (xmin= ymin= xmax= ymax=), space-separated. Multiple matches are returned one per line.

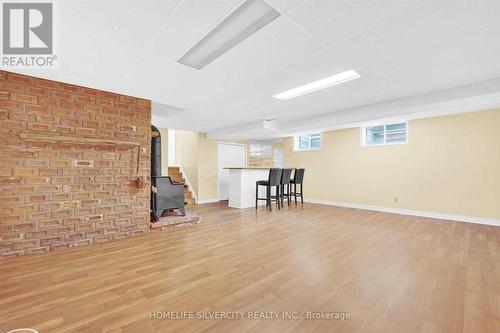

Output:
xmin=26 ymin=104 xmax=50 ymax=114
xmin=29 ymin=194 xmax=49 ymax=201
xmin=74 ymin=223 xmax=92 ymax=231
xmin=37 ymin=97 xmax=60 ymax=107
xmin=83 ymin=104 xmax=98 ymax=112
xmin=7 ymin=73 xmax=34 ymax=85
xmin=0 ymin=80 xmax=23 ymax=93
xmin=51 ymin=90 xmax=73 ymax=100
xmin=75 ymin=128 xmax=95 ymax=136
xmin=52 ymin=107 xmax=74 ymax=118
xmin=86 ymin=230 xmax=104 ymax=238
xmin=25 ymin=86 xmax=49 ymax=96
xmin=75 ymin=176 xmax=93 ymax=183
xmin=53 ymin=226 xmax=73 ymax=234
xmin=61 ymin=118 xmax=80 ymax=127
xmin=10 ymin=222 xmax=36 ymax=232
xmin=39 ymin=202 xmax=60 ymax=210
xmin=13 ymin=168 xmax=39 ymax=176
xmin=96 ymin=129 xmax=114 ymax=138
xmin=27 ymin=122 xmax=52 ymax=132
xmin=2 ymin=119 xmax=25 ymax=130
xmin=39 ymin=220 xmax=63 ymax=228
xmin=27 ymin=211 xmax=50 ymax=221
xmin=25 ymin=177 xmax=49 ymax=184
xmin=16 ymin=150 xmax=37 ymax=158
xmin=11 ymin=92 xmax=37 ymax=104
xmin=0 ymin=91 xmax=9 ymax=99
xmin=81 ymin=88 xmax=98 ymax=97
xmin=100 ymin=106 xmax=118 ymax=115
xmin=54 ymin=125 xmax=74 ymax=134
xmin=96 ymin=206 xmax=112 ymax=214
xmin=26 ymin=230 xmax=50 ymax=238
xmin=40 ymin=236 xmax=64 ymax=246
xmin=60 ymin=83 xmax=80 ymax=93
xmin=0 ymin=177 xmax=22 ymax=184
xmin=74 ymin=144 xmax=93 ymax=151
xmin=37 ymin=114 xmax=59 ymax=123
xmin=119 ymin=95 xmax=135 ymax=103
xmin=52 ymin=209 xmax=72 ymax=219
xmin=75 ymin=95 xmax=94 ymax=103
xmin=0 ymin=99 xmax=23 ymax=111
xmin=74 ymin=239 xmax=93 ymax=246
xmin=26 ymin=141 xmax=50 ymax=149
xmin=63 ymin=217 xmax=84 ymax=225
xmin=53 ymin=143 xmax=74 ymax=150
xmin=34 ymin=78 xmax=60 ymax=89
xmin=81 ymin=199 xmax=101 ymax=207
xmin=52 ymin=192 xmax=71 ymax=201
xmin=61 ymin=101 xmax=83 ymax=110
xmin=84 ymin=214 xmax=103 ymax=222
xmin=40 ymin=168 xmax=61 ymax=176
xmin=73 ymin=192 xmax=93 ymax=200
xmin=40 ymin=185 xmax=62 ymax=193
xmin=9 ymin=111 xmax=36 ymax=121
xmin=12 ymin=239 xmax=39 ymax=250
xmin=24 ymin=159 xmax=48 ymax=167
xmin=39 ymin=150 xmax=60 ymax=158
xmin=51 ymin=176 xmax=71 ymax=184
xmin=1 ymin=214 xmax=24 ymax=223
xmin=18 ymin=186 xmax=36 ymax=193
xmin=0 ymin=167 xmax=12 ymax=176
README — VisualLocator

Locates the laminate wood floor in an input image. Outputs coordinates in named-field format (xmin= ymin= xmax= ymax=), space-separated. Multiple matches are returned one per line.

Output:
xmin=1 ymin=203 xmax=499 ymax=333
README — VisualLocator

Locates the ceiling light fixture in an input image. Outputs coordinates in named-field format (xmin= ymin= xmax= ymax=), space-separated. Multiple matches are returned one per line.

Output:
xmin=178 ymin=0 xmax=280 ymax=70
xmin=273 ymin=70 xmax=361 ymax=100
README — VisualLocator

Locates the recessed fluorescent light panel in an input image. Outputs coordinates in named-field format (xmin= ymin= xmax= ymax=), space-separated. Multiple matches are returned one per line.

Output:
xmin=178 ymin=0 xmax=280 ymax=70
xmin=273 ymin=70 xmax=361 ymax=100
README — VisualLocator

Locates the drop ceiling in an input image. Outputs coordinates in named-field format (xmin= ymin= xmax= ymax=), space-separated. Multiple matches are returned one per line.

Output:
xmin=8 ymin=0 xmax=500 ymax=140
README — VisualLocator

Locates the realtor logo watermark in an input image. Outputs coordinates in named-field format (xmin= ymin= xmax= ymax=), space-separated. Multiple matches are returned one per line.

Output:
xmin=2 ymin=1 xmax=57 ymax=68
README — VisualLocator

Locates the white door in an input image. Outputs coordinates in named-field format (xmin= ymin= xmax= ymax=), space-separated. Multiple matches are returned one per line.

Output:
xmin=217 ymin=143 xmax=246 ymax=200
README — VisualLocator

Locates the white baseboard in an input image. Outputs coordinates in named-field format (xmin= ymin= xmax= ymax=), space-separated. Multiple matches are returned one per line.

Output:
xmin=304 ymin=199 xmax=500 ymax=227
xmin=197 ymin=198 xmax=220 ymax=204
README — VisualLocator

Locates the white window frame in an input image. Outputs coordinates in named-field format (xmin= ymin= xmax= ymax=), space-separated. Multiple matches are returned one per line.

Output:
xmin=361 ymin=121 xmax=409 ymax=146
xmin=294 ymin=133 xmax=322 ymax=151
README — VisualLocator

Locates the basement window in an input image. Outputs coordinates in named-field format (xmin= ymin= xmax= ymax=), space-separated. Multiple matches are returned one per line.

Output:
xmin=362 ymin=122 xmax=408 ymax=146
xmin=294 ymin=133 xmax=321 ymax=151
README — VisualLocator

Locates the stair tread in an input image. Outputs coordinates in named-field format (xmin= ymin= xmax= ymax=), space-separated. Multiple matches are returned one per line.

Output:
xmin=167 ymin=166 xmax=195 ymax=205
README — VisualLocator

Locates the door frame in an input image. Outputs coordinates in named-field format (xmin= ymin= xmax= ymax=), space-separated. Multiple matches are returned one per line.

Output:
xmin=217 ymin=142 xmax=247 ymax=201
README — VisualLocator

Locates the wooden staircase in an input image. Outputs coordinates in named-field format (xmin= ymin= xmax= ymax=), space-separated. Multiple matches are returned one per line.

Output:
xmin=168 ymin=166 xmax=195 ymax=205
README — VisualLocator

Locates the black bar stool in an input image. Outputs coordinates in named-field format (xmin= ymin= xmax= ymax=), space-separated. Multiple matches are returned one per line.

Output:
xmin=290 ymin=168 xmax=305 ymax=205
xmin=256 ymin=168 xmax=282 ymax=211
xmin=279 ymin=168 xmax=293 ymax=207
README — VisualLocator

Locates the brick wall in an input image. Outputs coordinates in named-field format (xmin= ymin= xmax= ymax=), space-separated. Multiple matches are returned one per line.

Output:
xmin=0 ymin=71 xmax=151 ymax=256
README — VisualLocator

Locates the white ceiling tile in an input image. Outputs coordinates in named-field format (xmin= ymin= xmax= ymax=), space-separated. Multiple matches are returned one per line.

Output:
xmin=287 ymin=0 xmax=427 ymax=46
xmin=265 ymin=0 xmax=305 ymax=13
xmin=144 ymin=0 xmax=242 ymax=61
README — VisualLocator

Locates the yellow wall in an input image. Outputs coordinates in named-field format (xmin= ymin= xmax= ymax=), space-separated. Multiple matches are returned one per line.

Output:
xmin=175 ymin=130 xmax=199 ymax=196
xmin=157 ymin=127 xmax=168 ymax=176
xmin=283 ymin=109 xmax=500 ymax=219
xmin=197 ymin=133 xmax=218 ymax=200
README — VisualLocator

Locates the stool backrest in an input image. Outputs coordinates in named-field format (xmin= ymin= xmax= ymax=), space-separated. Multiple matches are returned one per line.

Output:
xmin=293 ymin=168 xmax=305 ymax=183
xmin=280 ymin=168 xmax=293 ymax=185
xmin=268 ymin=168 xmax=282 ymax=186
